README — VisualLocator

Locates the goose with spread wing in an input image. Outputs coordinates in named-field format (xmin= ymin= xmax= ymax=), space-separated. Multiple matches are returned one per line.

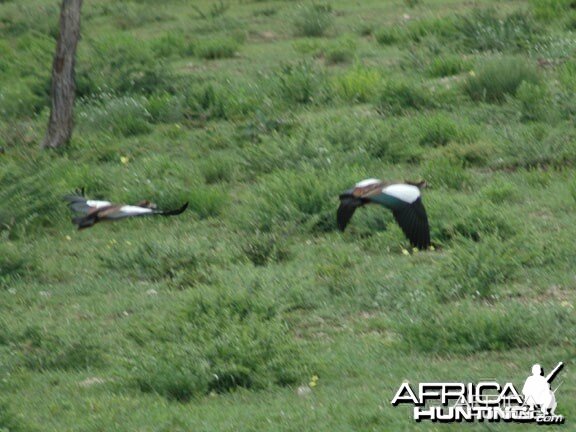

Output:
xmin=64 ymin=190 xmax=188 ymax=230
xmin=337 ymin=179 xmax=430 ymax=249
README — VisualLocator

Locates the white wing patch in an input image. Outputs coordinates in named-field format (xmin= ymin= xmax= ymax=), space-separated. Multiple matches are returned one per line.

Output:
xmin=86 ymin=200 xmax=112 ymax=208
xmin=119 ymin=206 xmax=154 ymax=215
xmin=382 ymin=184 xmax=420 ymax=204
xmin=355 ymin=178 xmax=382 ymax=188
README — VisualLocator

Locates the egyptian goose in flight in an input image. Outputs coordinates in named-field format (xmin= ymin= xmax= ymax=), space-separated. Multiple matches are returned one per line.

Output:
xmin=337 ymin=179 xmax=431 ymax=249
xmin=64 ymin=189 xmax=188 ymax=230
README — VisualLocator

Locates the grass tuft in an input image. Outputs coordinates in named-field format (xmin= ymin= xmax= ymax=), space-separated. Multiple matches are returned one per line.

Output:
xmin=398 ymin=300 xmax=575 ymax=354
xmin=375 ymin=79 xmax=434 ymax=115
xmin=464 ymin=56 xmax=540 ymax=103
xmin=293 ymin=3 xmax=333 ymax=37
xmin=194 ymin=36 xmax=240 ymax=59
xmin=456 ymin=9 xmax=540 ymax=52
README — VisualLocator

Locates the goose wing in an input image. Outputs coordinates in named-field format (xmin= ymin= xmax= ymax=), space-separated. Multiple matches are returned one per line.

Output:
xmin=391 ymin=197 xmax=430 ymax=249
xmin=63 ymin=194 xmax=112 ymax=214
xmin=337 ymin=193 xmax=365 ymax=231
xmin=158 ymin=202 xmax=189 ymax=216
xmin=99 ymin=202 xmax=189 ymax=220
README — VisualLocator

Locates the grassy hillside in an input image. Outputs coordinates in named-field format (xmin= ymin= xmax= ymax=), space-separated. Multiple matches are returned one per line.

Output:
xmin=1 ymin=0 xmax=575 ymax=430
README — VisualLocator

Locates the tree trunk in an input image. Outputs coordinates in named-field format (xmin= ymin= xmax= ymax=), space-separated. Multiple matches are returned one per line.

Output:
xmin=41 ymin=0 xmax=83 ymax=149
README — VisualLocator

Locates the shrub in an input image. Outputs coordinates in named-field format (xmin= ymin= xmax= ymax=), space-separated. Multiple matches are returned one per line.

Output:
xmin=150 ymin=32 xmax=193 ymax=58
xmin=137 ymin=347 xmax=211 ymax=402
xmin=558 ymin=59 xmax=576 ymax=92
xmin=404 ymin=0 xmax=421 ymax=8
xmin=431 ymin=200 xmax=517 ymax=244
xmin=426 ymin=54 xmax=471 ymax=77
xmin=79 ymin=95 xmax=152 ymax=137
xmin=530 ymin=0 xmax=573 ymax=22
xmin=0 ymin=400 xmax=33 ymax=432
xmin=405 ymin=17 xmax=458 ymax=43
xmin=417 ymin=113 xmax=474 ymax=147
xmin=0 ymin=158 xmax=86 ymax=238
xmin=496 ymin=123 xmax=576 ymax=169
xmin=0 ymin=2 xmax=59 ymax=37
xmin=382 ymin=23 xmax=447 ymax=47
xmin=16 ymin=327 xmax=104 ymax=371
xmin=184 ymin=84 xmax=228 ymax=120
xmin=242 ymin=132 xmax=331 ymax=176
xmin=240 ymin=110 xmax=294 ymax=143
xmin=374 ymin=26 xmax=403 ymax=45
xmin=481 ymin=180 xmax=521 ymax=204
xmin=146 ymin=92 xmax=186 ymax=124
xmin=200 ymin=153 xmax=237 ymax=184
xmin=244 ymin=168 xmax=357 ymax=232
xmin=242 ymin=232 xmax=292 ymax=266
xmin=0 ymin=79 xmax=47 ymax=118
xmin=315 ymin=249 xmax=359 ymax=296
xmin=375 ymin=79 xmax=434 ymax=115
xmin=187 ymin=187 xmax=229 ymax=219
xmin=513 ymin=81 xmax=554 ymax=122
xmin=274 ymin=61 xmax=325 ymax=105
xmin=422 ymin=156 xmax=470 ymax=190
xmin=322 ymin=110 xmax=389 ymax=153
xmin=456 ymin=9 xmax=540 ymax=52
xmin=192 ymin=1 xmax=230 ymax=20
xmin=97 ymin=1 xmax=171 ymax=30
xmin=323 ymin=37 xmax=356 ymax=64
xmin=0 ymin=243 xmax=36 ymax=288
xmin=77 ymin=34 xmax=174 ymax=96
xmin=99 ymin=240 xmax=203 ymax=288
xmin=254 ymin=8 xmax=278 ymax=17
xmin=184 ymin=82 xmax=258 ymax=121
xmin=136 ymin=288 xmax=306 ymax=400
xmin=464 ymin=56 xmax=540 ymax=103
xmin=397 ymin=300 xmax=574 ymax=354
xmin=293 ymin=3 xmax=333 ymax=37
xmin=194 ymin=37 xmax=240 ymax=60
xmin=332 ymin=65 xmax=381 ymax=103
xmin=434 ymin=236 xmax=520 ymax=300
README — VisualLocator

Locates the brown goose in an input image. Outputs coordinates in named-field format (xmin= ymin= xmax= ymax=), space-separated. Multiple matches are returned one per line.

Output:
xmin=64 ymin=190 xmax=188 ymax=230
xmin=337 ymin=178 xmax=430 ymax=249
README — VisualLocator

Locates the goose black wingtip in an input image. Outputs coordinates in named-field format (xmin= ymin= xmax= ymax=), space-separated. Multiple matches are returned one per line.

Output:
xmin=161 ymin=202 xmax=189 ymax=216
xmin=337 ymin=195 xmax=364 ymax=232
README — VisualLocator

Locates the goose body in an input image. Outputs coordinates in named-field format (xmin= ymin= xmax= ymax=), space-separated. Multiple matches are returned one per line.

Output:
xmin=64 ymin=191 xmax=188 ymax=230
xmin=337 ymin=179 xmax=430 ymax=249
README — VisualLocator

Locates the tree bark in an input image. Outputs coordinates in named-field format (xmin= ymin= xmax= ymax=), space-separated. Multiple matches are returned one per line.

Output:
xmin=41 ymin=0 xmax=83 ymax=149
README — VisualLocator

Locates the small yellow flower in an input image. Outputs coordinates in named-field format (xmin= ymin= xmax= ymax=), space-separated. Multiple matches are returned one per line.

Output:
xmin=65 ymin=235 xmax=72 ymax=241
xmin=402 ymin=249 xmax=410 ymax=256
xmin=469 ymin=70 xmax=476 ymax=77
xmin=120 ymin=156 xmax=129 ymax=165
xmin=430 ymin=245 xmax=436 ymax=251
xmin=412 ymin=247 xmax=419 ymax=253
xmin=309 ymin=375 xmax=319 ymax=387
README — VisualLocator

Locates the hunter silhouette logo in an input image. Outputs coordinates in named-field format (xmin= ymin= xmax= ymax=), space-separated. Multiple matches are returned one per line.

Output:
xmin=391 ymin=362 xmax=565 ymax=424
xmin=522 ymin=362 xmax=563 ymax=416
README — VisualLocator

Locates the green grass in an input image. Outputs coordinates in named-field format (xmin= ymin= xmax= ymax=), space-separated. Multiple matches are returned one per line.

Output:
xmin=0 ymin=0 xmax=575 ymax=430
